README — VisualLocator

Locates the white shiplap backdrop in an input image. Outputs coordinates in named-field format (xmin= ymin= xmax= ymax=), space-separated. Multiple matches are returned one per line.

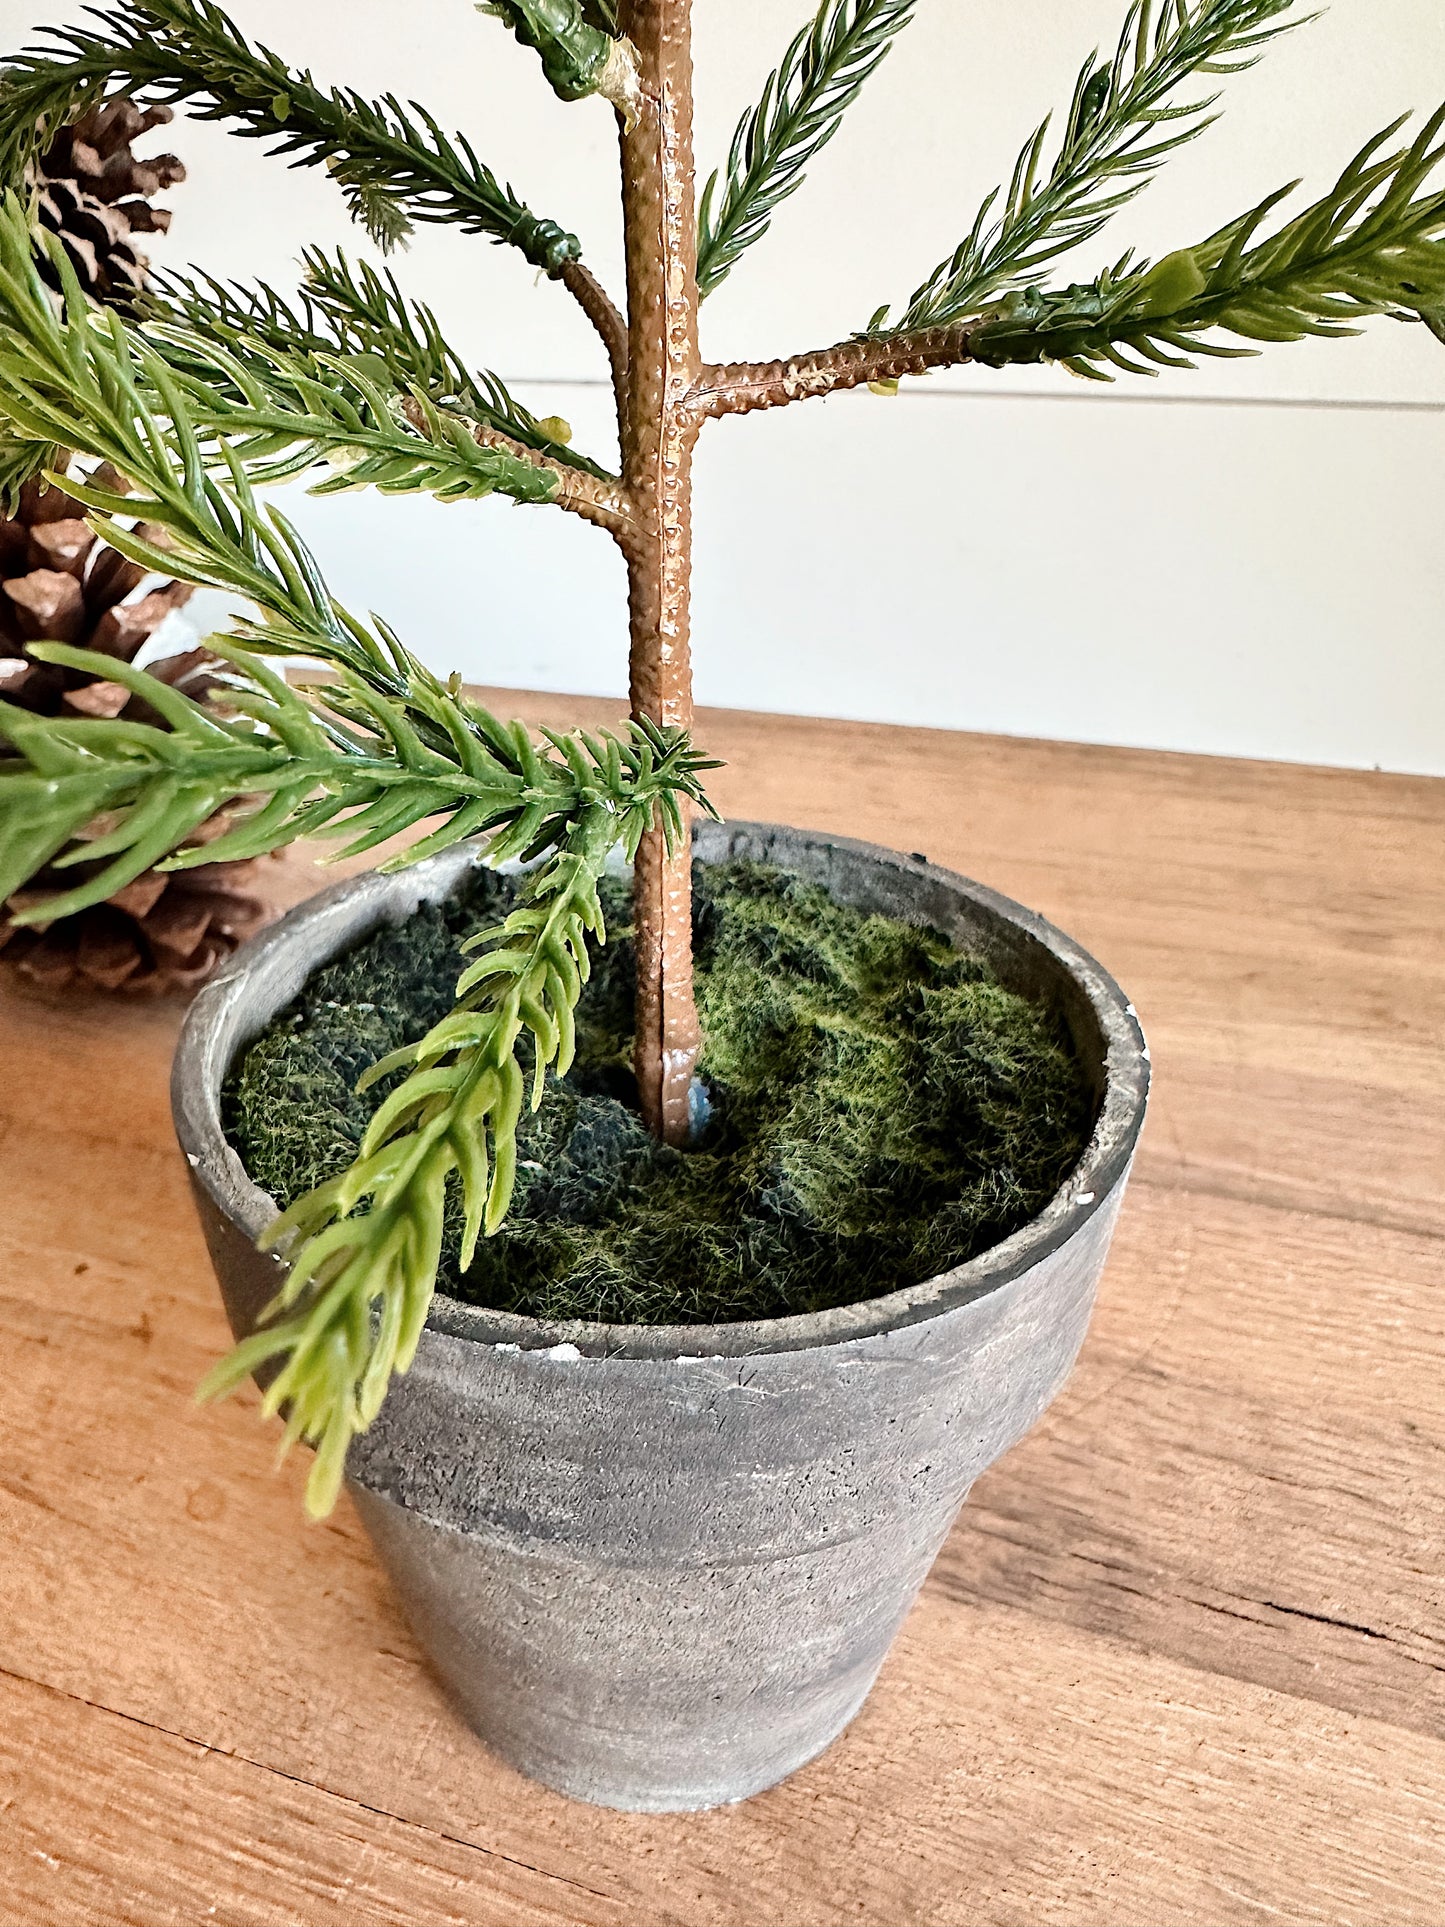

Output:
xmin=3 ymin=0 xmax=1444 ymax=771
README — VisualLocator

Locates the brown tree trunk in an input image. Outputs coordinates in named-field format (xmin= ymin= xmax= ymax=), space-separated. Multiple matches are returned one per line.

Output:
xmin=617 ymin=0 xmax=702 ymax=1145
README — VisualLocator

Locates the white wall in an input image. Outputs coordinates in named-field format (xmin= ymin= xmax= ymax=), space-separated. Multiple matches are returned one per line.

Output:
xmin=4 ymin=0 xmax=1444 ymax=771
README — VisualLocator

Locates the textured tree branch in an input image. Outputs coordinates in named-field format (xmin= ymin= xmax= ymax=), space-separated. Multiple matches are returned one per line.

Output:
xmin=398 ymin=395 xmax=634 ymax=536
xmin=690 ymin=105 xmax=1445 ymax=419
xmin=617 ymin=0 xmax=705 ymax=1147
xmin=558 ymin=256 xmax=630 ymax=407
xmin=687 ymin=323 xmax=977 ymax=419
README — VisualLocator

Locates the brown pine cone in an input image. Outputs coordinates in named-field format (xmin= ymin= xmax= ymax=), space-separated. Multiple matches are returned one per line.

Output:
xmin=1 ymin=850 xmax=270 ymax=996
xmin=1 ymin=101 xmax=273 ymax=995
xmin=0 ymin=456 xmax=198 ymax=711
xmin=0 ymin=467 xmax=273 ymax=995
xmin=34 ymin=98 xmax=186 ymax=310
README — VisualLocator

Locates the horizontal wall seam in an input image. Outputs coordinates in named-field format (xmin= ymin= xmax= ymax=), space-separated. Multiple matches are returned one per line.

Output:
xmin=500 ymin=374 xmax=1445 ymax=415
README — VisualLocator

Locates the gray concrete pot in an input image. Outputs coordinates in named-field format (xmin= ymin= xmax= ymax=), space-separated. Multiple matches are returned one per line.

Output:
xmin=173 ymin=822 xmax=1148 ymax=1812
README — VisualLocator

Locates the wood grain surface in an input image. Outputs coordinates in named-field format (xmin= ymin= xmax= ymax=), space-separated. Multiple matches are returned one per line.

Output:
xmin=1 ymin=697 xmax=1442 ymax=1927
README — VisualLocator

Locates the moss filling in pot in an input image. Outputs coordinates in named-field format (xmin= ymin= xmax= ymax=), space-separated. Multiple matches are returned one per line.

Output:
xmin=224 ymin=860 xmax=1093 ymax=1326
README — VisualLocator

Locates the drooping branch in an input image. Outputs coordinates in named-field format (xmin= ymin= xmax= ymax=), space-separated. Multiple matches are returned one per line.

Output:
xmin=0 ymin=637 xmax=716 ymax=1522
xmin=201 ymin=813 xmax=625 ymax=1519
xmin=558 ymin=256 xmax=630 ymax=404
xmin=686 ymin=322 xmax=977 ymax=419
xmin=196 ymin=771 xmax=701 ymax=1521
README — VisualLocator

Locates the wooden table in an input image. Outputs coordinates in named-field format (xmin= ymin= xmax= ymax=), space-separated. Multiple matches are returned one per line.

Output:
xmin=2 ymin=697 xmax=1442 ymax=1927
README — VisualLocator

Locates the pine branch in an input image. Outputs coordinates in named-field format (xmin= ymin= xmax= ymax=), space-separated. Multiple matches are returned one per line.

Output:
xmin=0 ymin=179 xmax=720 ymax=1517
xmin=696 ymin=0 xmax=918 ymax=298
xmin=884 ymin=0 xmax=1308 ymax=333
xmin=153 ymin=328 xmax=564 ymax=505
xmin=0 ymin=636 xmax=716 ymax=920
xmin=146 ymin=250 xmax=614 ymax=481
xmin=0 ymin=199 xmax=560 ymax=696
xmin=196 ymin=795 xmax=692 ymax=1520
xmin=557 ymin=257 xmax=630 ymax=397
xmin=194 ymin=820 xmax=610 ymax=1521
xmin=963 ymin=108 xmax=1445 ymax=378
xmin=0 ymin=641 xmax=306 ymax=918
xmin=690 ymin=105 xmax=1445 ymax=413
xmin=0 ymin=0 xmax=582 ymax=270
xmin=0 ymin=204 xmax=632 ymax=538
xmin=3 ymin=643 xmax=716 ymax=1521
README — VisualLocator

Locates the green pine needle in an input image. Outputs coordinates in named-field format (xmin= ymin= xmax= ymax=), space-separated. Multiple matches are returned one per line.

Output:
xmin=964 ymin=107 xmax=1445 ymax=377
xmin=884 ymin=0 xmax=1309 ymax=332
xmin=146 ymin=250 xmax=612 ymax=480
xmin=0 ymin=0 xmax=582 ymax=270
xmin=697 ymin=0 xmax=919 ymax=298
xmin=0 ymin=634 xmax=716 ymax=937
xmin=0 ymin=201 xmax=575 ymax=533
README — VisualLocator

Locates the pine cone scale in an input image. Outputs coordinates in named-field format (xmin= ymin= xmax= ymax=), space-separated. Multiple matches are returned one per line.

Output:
xmin=63 ymin=679 xmax=131 ymax=718
xmin=29 ymin=518 xmax=95 ymax=577
xmin=5 ymin=568 xmax=87 ymax=642
xmin=105 ymin=872 xmax=171 ymax=920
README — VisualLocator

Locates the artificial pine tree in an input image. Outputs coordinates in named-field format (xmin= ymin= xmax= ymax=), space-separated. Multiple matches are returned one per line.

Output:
xmin=0 ymin=0 xmax=1441 ymax=1511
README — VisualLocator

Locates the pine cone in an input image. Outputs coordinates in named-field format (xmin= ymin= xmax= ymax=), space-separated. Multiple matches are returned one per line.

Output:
xmin=1 ymin=850 xmax=270 ymax=995
xmin=0 ymin=458 xmax=192 ymax=707
xmin=1 ymin=103 xmax=273 ymax=996
xmin=34 ymin=98 xmax=186 ymax=309
xmin=0 ymin=472 xmax=271 ymax=996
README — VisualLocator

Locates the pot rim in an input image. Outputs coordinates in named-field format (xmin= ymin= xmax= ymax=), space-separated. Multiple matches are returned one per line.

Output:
xmin=173 ymin=821 xmax=1149 ymax=1360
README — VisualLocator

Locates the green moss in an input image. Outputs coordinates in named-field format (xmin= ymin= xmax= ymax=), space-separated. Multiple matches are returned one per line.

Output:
xmin=224 ymin=860 xmax=1093 ymax=1326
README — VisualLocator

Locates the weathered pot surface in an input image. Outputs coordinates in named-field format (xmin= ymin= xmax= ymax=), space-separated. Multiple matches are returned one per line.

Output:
xmin=173 ymin=821 xmax=1149 ymax=1812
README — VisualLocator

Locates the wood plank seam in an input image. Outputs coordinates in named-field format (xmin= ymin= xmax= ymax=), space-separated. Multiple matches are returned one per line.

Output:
xmin=932 ymin=1530 xmax=1443 ymax=1670
xmin=1132 ymin=1168 xmax=1445 ymax=1243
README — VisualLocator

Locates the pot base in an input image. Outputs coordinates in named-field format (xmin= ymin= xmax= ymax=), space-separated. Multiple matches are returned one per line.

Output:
xmin=353 ymin=1482 xmax=917 ymax=1811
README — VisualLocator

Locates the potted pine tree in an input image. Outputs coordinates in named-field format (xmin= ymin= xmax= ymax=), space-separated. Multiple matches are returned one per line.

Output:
xmin=0 ymin=0 xmax=1440 ymax=1811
